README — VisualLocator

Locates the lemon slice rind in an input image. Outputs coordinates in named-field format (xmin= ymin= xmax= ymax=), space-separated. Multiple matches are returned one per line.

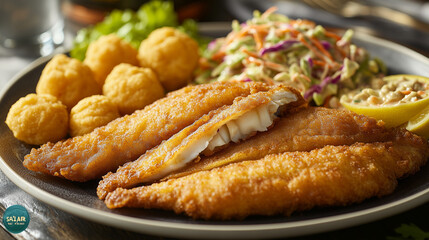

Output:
xmin=406 ymin=105 xmax=429 ymax=139
xmin=341 ymin=97 xmax=429 ymax=128
xmin=340 ymin=74 xmax=429 ymax=128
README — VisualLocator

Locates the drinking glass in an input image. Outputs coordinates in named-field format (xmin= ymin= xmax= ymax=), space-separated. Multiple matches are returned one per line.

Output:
xmin=0 ymin=0 xmax=64 ymax=56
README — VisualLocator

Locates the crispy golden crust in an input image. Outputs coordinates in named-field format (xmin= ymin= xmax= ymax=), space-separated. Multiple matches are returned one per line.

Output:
xmin=164 ymin=107 xmax=395 ymax=180
xmin=97 ymin=85 xmax=304 ymax=199
xmin=69 ymin=95 xmax=120 ymax=137
xmin=104 ymin=138 xmax=428 ymax=220
xmin=102 ymin=63 xmax=165 ymax=115
xmin=36 ymin=54 xmax=101 ymax=110
xmin=6 ymin=94 xmax=68 ymax=145
xmin=23 ymin=81 xmax=274 ymax=181
xmin=84 ymin=34 xmax=139 ymax=86
xmin=138 ymin=27 xmax=199 ymax=92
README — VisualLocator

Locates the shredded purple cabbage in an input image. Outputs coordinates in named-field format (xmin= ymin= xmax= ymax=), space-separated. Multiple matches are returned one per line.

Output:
xmin=307 ymin=57 xmax=314 ymax=68
xmin=260 ymin=40 xmax=299 ymax=56
xmin=304 ymin=85 xmax=322 ymax=99
xmin=304 ymin=74 xmax=341 ymax=100
xmin=322 ymin=74 xmax=341 ymax=85
xmin=320 ymin=40 xmax=331 ymax=50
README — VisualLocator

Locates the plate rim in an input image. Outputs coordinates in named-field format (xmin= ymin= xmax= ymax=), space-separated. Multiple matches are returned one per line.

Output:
xmin=2 ymin=157 xmax=429 ymax=239
xmin=1 ymin=31 xmax=429 ymax=239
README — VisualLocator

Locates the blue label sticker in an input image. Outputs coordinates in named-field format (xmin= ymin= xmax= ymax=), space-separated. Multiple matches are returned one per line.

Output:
xmin=2 ymin=205 xmax=30 ymax=234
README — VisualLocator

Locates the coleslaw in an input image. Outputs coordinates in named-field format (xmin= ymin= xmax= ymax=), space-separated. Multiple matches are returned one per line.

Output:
xmin=194 ymin=7 xmax=387 ymax=107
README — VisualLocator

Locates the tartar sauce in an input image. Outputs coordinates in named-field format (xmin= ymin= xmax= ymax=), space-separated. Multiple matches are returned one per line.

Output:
xmin=343 ymin=76 xmax=429 ymax=106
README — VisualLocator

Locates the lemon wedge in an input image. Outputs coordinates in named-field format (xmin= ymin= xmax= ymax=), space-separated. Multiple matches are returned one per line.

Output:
xmin=406 ymin=105 xmax=429 ymax=139
xmin=383 ymin=74 xmax=429 ymax=82
xmin=341 ymin=98 xmax=429 ymax=128
xmin=340 ymin=74 xmax=429 ymax=128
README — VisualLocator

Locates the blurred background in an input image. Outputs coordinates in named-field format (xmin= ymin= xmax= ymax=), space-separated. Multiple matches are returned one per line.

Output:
xmin=2 ymin=0 xmax=429 ymax=85
xmin=2 ymin=0 xmax=429 ymax=55
xmin=61 ymin=0 xmax=429 ymax=51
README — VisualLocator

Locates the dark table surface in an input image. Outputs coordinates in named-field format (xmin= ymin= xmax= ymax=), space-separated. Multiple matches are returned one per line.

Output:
xmin=1 ymin=1 xmax=429 ymax=239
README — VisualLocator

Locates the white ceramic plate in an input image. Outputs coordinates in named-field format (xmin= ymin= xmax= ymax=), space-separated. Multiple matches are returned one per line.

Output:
xmin=0 ymin=33 xmax=429 ymax=239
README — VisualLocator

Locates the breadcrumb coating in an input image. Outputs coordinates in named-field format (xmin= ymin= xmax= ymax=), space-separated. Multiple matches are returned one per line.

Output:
xmin=6 ymin=94 xmax=68 ymax=145
xmin=84 ymin=34 xmax=139 ymax=85
xmin=36 ymin=54 xmax=101 ymax=110
xmin=69 ymin=95 xmax=120 ymax=137
xmin=23 ymin=82 xmax=272 ymax=181
xmin=138 ymin=27 xmax=199 ymax=92
xmin=103 ymin=63 xmax=164 ymax=115
xmin=105 ymin=139 xmax=428 ymax=220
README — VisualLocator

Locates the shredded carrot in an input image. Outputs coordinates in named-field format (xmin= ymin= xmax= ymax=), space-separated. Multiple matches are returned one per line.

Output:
xmin=211 ymin=51 xmax=226 ymax=62
xmin=264 ymin=61 xmax=288 ymax=72
xmin=418 ymin=90 xmax=426 ymax=96
xmin=290 ymin=19 xmax=316 ymax=28
xmin=224 ymin=31 xmax=238 ymax=45
xmin=310 ymin=37 xmax=333 ymax=61
xmin=236 ymin=27 xmax=250 ymax=38
xmin=252 ymin=31 xmax=264 ymax=51
xmin=237 ymin=24 xmax=268 ymax=37
xmin=245 ymin=56 xmax=287 ymax=72
xmin=250 ymin=24 xmax=270 ymax=35
xmin=298 ymin=34 xmax=328 ymax=64
xmin=241 ymin=48 xmax=259 ymax=58
xmin=261 ymin=6 xmax=278 ymax=19
xmin=227 ymin=24 xmax=269 ymax=49
xmin=245 ymin=56 xmax=264 ymax=66
xmin=313 ymin=59 xmax=327 ymax=67
xmin=275 ymin=27 xmax=300 ymax=37
xmin=244 ymin=57 xmax=260 ymax=66
xmin=326 ymin=30 xmax=348 ymax=59
xmin=325 ymin=31 xmax=342 ymax=41
xmin=199 ymin=58 xmax=211 ymax=70
xmin=198 ymin=6 xmax=370 ymax=96
xmin=299 ymin=74 xmax=312 ymax=84
xmin=401 ymin=90 xmax=412 ymax=95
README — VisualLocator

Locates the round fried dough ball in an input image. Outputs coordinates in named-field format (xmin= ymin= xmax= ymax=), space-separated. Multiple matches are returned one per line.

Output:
xmin=103 ymin=63 xmax=164 ymax=115
xmin=36 ymin=54 xmax=101 ymax=110
xmin=5 ymin=94 xmax=68 ymax=145
xmin=84 ymin=34 xmax=139 ymax=85
xmin=69 ymin=95 xmax=120 ymax=137
xmin=138 ymin=27 xmax=199 ymax=92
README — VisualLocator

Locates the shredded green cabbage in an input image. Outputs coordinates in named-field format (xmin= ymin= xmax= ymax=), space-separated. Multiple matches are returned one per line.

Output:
xmin=194 ymin=9 xmax=387 ymax=107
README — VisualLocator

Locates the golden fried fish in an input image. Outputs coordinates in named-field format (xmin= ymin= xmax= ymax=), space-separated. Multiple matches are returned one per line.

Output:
xmin=97 ymin=85 xmax=305 ymax=199
xmin=105 ymin=135 xmax=428 ymax=220
xmin=23 ymin=81 xmax=277 ymax=181
xmin=164 ymin=107 xmax=397 ymax=180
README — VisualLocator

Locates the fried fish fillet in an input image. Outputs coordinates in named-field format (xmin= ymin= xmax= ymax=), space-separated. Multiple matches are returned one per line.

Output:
xmin=164 ymin=107 xmax=396 ymax=180
xmin=104 ymin=134 xmax=429 ymax=220
xmin=97 ymin=85 xmax=305 ymax=199
xmin=23 ymin=81 xmax=276 ymax=181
